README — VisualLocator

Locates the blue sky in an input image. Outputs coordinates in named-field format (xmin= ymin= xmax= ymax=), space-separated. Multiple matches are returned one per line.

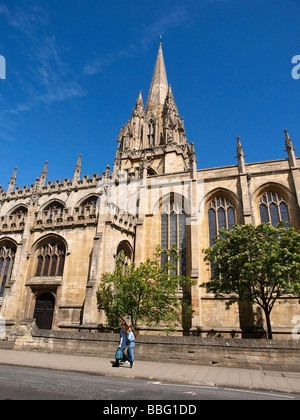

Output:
xmin=0 ymin=0 xmax=299 ymax=189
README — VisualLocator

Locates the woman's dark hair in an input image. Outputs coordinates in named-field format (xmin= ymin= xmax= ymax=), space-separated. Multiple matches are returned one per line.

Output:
xmin=121 ymin=321 xmax=128 ymax=333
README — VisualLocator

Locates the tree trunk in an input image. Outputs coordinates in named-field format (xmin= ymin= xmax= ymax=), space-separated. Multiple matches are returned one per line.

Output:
xmin=263 ymin=307 xmax=273 ymax=340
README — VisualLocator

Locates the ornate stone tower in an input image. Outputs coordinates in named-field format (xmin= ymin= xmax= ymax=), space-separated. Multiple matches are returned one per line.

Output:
xmin=113 ymin=42 xmax=197 ymax=179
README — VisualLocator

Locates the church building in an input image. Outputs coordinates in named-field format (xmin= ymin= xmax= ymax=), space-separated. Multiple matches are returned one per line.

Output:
xmin=0 ymin=43 xmax=299 ymax=338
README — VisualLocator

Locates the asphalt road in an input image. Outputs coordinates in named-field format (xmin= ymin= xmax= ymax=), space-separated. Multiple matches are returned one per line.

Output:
xmin=0 ymin=365 xmax=298 ymax=402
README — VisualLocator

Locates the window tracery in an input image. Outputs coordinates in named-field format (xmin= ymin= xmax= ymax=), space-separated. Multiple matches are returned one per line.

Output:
xmin=80 ymin=196 xmax=98 ymax=216
xmin=43 ymin=201 xmax=65 ymax=220
xmin=258 ymin=191 xmax=290 ymax=226
xmin=35 ymin=241 xmax=66 ymax=277
xmin=11 ymin=206 xmax=28 ymax=217
xmin=0 ymin=242 xmax=16 ymax=297
xmin=161 ymin=197 xmax=186 ymax=276
xmin=208 ymin=196 xmax=236 ymax=246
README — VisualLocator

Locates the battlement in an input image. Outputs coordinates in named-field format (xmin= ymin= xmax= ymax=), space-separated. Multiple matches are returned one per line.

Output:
xmin=0 ymin=152 xmax=112 ymax=201
xmin=0 ymin=172 xmax=106 ymax=202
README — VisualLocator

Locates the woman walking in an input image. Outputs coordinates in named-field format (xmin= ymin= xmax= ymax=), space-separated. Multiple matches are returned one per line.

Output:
xmin=126 ymin=325 xmax=138 ymax=368
xmin=112 ymin=321 xmax=128 ymax=367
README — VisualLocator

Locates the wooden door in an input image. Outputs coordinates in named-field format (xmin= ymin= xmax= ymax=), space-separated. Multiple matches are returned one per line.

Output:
xmin=33 ymin=293 xmax=55 ymax=330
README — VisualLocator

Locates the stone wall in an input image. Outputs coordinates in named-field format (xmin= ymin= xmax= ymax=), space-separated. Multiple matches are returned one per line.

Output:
xmin=10 ymin=321 xmax=300 ymax=372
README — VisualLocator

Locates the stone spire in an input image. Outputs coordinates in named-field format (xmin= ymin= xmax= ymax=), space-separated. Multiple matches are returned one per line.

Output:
xmin=39 ymin=161 xmax=48 ymax=188
xmin=189 ymin=142 xmax=197 ymax=178
xmin=7 ymin=167 xmax=17 ymax=195
xmin=284 ymin=129 xmax=297 ymax=168
xmin=145 ymin=42 xmax=168 ymax=117
xmin=164 ymin=84 xmax=179 ymax=116
xmin=114 ymin=43 xmax=194 ymax=176
xmin=132 ymin=91 xmax=144 ymax=118
xmin=236 ymin=136 xmax=246 ymax=174
xmin=73 ymin=154 xmax=82 ymax=185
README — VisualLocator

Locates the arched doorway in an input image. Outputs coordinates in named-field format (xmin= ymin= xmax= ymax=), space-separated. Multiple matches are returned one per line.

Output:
xmin=33 ymin=293 xmax=55 ymax=330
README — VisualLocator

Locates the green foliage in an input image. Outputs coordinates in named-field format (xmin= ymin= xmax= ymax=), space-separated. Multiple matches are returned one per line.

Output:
xmin=97 ymin=246 xmax=194 ymax=332
xmin=202 ymin=223 xmax=300 ymax=339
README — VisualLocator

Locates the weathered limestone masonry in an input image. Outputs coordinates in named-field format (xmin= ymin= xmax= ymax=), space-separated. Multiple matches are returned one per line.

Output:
xmin=0 ymin=43 xmax=299 ymax=340
xmin=9 ymin=322 xmax=300 ymax=372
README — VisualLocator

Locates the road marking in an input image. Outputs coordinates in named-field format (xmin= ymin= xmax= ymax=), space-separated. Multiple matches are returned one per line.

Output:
xmin=104 ymin=388 xmax=126 ymax=393
xmin=223 ymin=387 xmax=295 ymax=399
xmin=183 ymin=391 xmax=197 ymax=396
xmin=104 ymin=387 xmax=134 ymax=393
xmin=148 ymin=382 xmax=218 ymax=390
xmin=148 ymin=381 xmax=296 ymax=399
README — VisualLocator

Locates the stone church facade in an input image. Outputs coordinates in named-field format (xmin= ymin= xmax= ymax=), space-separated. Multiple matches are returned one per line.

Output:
xmin=0 ymin=44 xmax=299 ymax=339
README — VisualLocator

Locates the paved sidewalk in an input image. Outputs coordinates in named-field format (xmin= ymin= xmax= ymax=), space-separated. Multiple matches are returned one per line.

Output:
xmin=0 ymin=349 xmax=299 ymax=395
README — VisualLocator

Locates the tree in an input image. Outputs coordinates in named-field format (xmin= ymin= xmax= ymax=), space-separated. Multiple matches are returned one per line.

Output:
xmin=202 ymin=223 xmax=300 ymax=339
xmin=97 ymin=246 xmax=194 ymax=333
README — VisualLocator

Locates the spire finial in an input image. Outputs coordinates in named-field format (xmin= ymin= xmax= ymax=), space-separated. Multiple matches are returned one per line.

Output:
xmin=236 ymin=136 xmax=246 ymax=174
xmin=72 ymin=153 xmax=82 ymax=185
xmin=284 ymin=129 xmax=294 ymax=149
xmin=284 ymin=129 xmax=297 ymax=168
xmin=236 ymin=136 xmax=244 ymax=154
xmin=39 ymin=160 xmax=48 ymax=187
xmin=145 ymin=41 xmax=168 ymax=116
xmin=7 ymin=167 xmax=17 ymax=195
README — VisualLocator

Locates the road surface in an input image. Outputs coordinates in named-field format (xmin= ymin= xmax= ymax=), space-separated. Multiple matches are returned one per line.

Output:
xmin=0 ymin=365 xmax=297 ymax=401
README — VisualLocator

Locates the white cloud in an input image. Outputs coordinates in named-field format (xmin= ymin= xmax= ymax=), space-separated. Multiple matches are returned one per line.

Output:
xmin=0 ymin=2 xmax=49 ymax=39
xmin=0 ymin=2 xmax=86 ymax=140
xmin=1 ymin=5 xmax=84 ymax=99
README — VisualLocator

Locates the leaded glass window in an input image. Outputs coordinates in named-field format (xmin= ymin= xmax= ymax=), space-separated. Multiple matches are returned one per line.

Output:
xmin=0 ymin=242 xmax=16 ymax=297
xmin=259 ymin=191 xmax=290 ymax=226
xmin=161 ymin=198 xmax=186 ymax=276
xmin=208 ymin=196 xmax=236 ymax=246
xmin=35 ymin=241 xmax=65 ymax=277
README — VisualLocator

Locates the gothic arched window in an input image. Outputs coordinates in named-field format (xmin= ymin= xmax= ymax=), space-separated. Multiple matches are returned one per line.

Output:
xmin=259 ymin=191 xmax=290 ymax=226
xmin=35 ymin=240 xmax=66 ymax=277
xmin=161 ymin=197 xmax=186 ymax=276
xmin=0 ymin=242 xmax=16 ymax=297
xmin=43 ymin=201 xmax=65 ymax=219
xmin=10 ymin=206 xmax=28 ymax=227
xmin=208 ymin=196 xmax=236 ymax=246
xmin=11 ymin=206 xmax=28 ymax=217
xmin=80 ymin=196 xmax=98 ymax=216
xmin=116 ymin=240 xmax=134 ymax=274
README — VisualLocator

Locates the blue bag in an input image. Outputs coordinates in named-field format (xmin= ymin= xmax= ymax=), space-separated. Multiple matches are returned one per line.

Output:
xmin=115 ymin=347 xmax=123 ymax=360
